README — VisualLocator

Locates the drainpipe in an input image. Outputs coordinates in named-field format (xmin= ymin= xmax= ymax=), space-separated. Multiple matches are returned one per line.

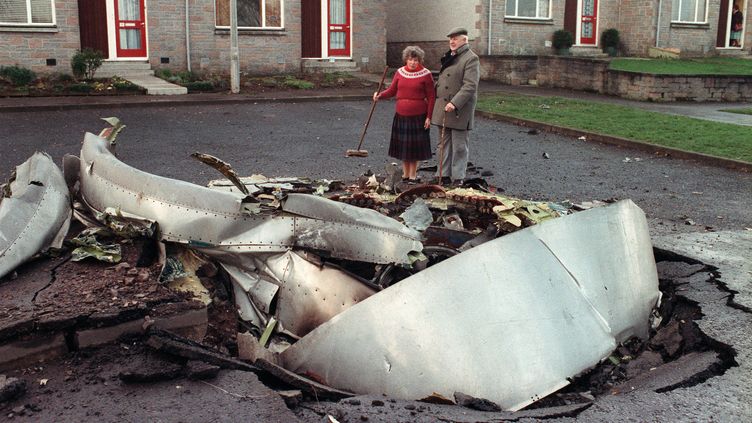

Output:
xmin=185 ymin=0 xmax=191 ymax=72
xmin=655 ymin=0 xmax=663 ymax=47
xmin=230 ymin=0 xmax=240 ymax=93
xmin=488 ymin=0 xmax=493 ymax=55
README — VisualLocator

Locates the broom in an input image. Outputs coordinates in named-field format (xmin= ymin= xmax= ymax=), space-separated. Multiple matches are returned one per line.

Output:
xmin=346 ymin=66 xmax=389 ymax=157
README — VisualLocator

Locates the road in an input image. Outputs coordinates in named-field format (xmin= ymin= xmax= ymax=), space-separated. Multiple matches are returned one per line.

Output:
xmin=1 ymin=100 xmax=749 ymax=234
xmin=1 ymin=100 xmax=751 ymax=422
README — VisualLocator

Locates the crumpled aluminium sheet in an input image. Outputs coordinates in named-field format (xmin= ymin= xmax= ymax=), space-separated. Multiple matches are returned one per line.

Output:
xmin=224 ymin=249 xmax=377 ymax=339
xmin=77 ymin=133 xmax=421 ymax=265
xmin=279 ymin=200 xmax=661 ymax=411
xmin=0 ymin=152 xmax=71 ymax=279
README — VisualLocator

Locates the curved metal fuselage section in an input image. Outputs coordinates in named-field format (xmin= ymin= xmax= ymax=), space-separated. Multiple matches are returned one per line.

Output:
xmin=77 ymin=133 xmax=422 ymax=338
xmin=78 ymin=133 xmax=421 ymax=264
xmin=0 ymin=152 xmax=71 ymax=279
xmin=279 ymin=200 xmax=661 ymax=411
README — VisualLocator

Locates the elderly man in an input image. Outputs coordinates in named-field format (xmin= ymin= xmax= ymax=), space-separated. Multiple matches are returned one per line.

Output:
xmin=431 ymin=27 xmax=480 ymax=187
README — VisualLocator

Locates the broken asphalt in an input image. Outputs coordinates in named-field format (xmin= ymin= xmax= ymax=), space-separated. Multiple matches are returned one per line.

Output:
xmin=1 ymin=77 xmax=751 ymax=421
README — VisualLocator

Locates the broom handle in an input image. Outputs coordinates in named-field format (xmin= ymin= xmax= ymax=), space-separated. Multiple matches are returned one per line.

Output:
xmin=355 ymin=66 xmax=389 ymax=151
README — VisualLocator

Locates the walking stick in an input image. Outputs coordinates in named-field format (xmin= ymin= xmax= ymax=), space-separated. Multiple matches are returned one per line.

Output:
xmin=438 ymin=112 xmax=446 ymax=182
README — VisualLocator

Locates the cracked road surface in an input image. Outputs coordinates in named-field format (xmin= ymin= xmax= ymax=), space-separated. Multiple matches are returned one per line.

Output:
xmin=1 ymin=101 xmax=750 ymax=421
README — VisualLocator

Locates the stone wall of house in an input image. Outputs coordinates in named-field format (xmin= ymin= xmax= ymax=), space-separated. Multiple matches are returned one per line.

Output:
xmin=647 ymin=1 xmax=752 ymax=55
xmin=593 ymin=1 xmax=621 ymax=50
xmin=0 ymin=2 xmax=80 ymax=74
xmin=387 ymin=0 xmax=480 ymax=43
xmin=352 ymin=0 xmax=387 ymax=73
xmin=186 ymin=0 xmax=301 ymax=75
xmin=617 ymin=0 xmax=658 ymax=56
xmin=663 ymin=2 xmax=721 ymax=55
xmin=147 ymin=0 xmax=188 ymax=71
xmin=482 ymin=0 xmax=565 ymax=56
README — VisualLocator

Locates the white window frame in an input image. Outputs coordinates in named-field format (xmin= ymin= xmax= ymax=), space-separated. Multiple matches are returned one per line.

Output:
xmin=505 ymin=0 xmax=552 ymax=20
xmin=0 ymin=0 xmax=56 ymax=26
xmin=214 ymin=0 xmax=285 ymax=30
xmin=671 ymin=0 xmax=709 ymax=24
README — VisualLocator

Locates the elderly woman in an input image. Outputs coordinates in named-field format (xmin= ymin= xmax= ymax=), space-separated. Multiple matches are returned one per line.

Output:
xmin=373 ymin=46 xmax=435 ymax=183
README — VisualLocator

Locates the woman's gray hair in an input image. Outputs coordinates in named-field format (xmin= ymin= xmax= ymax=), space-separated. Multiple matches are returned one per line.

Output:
xmin=402 ymin=45 xmax=426 ymax=63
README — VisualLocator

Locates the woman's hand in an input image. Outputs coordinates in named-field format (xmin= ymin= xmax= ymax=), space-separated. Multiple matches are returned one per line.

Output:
xmin=373 ymin=92 xmax=379 ymax=102
xmin=424 ymin=117 xmax=431 ymax=129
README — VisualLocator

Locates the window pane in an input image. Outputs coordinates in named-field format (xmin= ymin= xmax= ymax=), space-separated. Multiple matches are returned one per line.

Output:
xmin=583 ymin=0 xmax=594 ymax=15
xmin=680 ymin=0 xmax=695 ymax=21
xmin=215 ymin=0 xmax=282 ymax=28
xmin=671 ymin=0 xmax=679 ymax=20
xmin=330 ymin=31 xmax=345 ymax=49
xmin=119 ymin=28 xmax=141 ymax=49
xmin=0 ymin=0 xmax=29 ymax=23
xmin=582 ymin=21 xmax=593 ymax=38
xmin=30 ymin=0 xmax=53 ymax=23
xmin=330 ymin=0 xmax=345 ymax=24
xmin=265 ymin=0 xmax=281 ymax=27
xmin=696 ymin=0 xmax=706 ymax=22
xmin=216 ymin=0 xmax=229 ymax=26
xmin=518 ymin=0 xmax=536 ymax=17
xmin=506 ymin=0 xmax=515 ymax=16
xmin=238 ymin=0 xmax=260 ymax=27
xmin=118 ymin=0 xmax=140 ymax=20
xmin=538 ymin=0 xmax=549 ymax=18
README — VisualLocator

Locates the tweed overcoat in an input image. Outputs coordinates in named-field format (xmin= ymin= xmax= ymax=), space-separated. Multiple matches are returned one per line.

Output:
xmin=430 ymin=44 xmax=480 ymax=130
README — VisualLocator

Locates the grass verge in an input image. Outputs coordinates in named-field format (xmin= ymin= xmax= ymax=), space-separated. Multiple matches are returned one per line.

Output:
xmin=609 ymin=57 xmax=752 ymax=75
xmin=477 ymin=94 xmax=752 ymax=163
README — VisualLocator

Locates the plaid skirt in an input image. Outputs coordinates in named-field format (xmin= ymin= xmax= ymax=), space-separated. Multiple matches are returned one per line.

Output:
xmin=388 ymin=113 xmax=432 ymax=161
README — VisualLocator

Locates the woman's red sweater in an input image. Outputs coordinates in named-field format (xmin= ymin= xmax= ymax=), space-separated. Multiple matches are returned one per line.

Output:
xmin=377 ymin=66 xmax=435 ymax=118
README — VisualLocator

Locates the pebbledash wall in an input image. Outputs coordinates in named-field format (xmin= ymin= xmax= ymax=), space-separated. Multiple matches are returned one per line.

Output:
xmin=482 ymin=56 xmax=752 ymax=102
xmin=0 ymin=0 xmax=385 ymax=76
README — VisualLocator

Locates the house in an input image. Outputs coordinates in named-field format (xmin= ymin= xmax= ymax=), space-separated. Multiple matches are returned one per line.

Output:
xmin=0 ymin=1 xmax=386 ymax=76
xmin=387 ymin=0 xmax=750 ymax=68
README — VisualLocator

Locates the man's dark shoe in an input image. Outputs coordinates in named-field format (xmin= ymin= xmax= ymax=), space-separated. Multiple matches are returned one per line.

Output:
xmin=451 ymin=179 xmax=464 ymax=188
xmin=433 ymin=176 xmax=451 ymax=185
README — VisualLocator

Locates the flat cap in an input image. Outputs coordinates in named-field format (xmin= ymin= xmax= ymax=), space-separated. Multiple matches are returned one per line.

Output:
xmin=446 ymin=27 xmax=468 ymax=37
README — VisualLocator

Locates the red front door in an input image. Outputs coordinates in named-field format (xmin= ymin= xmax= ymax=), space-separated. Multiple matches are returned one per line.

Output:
xmin=328 ymin=0 xmax=350 ymax=56
xmin=115 ymin=0 xmax=147 ymax=58
xmin=580 ymin=0 xmax=598 ymax=45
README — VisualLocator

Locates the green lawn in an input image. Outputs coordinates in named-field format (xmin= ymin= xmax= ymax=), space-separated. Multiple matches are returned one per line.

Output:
xmin=721 ymin=108 xmax=752 ymax=116
xmin=609 ymin=57 xmax=752 ymax=75
xmin=476 ymin=94 xmax=752 ymax=163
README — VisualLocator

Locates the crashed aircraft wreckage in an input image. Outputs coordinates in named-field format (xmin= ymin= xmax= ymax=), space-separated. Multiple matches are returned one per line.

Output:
xmin=0 ymin=152 xmax=71 ymax=279
xmin=280 ymin=199 xmax=661 ymax=411
xmin=1 ymin=130 xmax=661 ymax=411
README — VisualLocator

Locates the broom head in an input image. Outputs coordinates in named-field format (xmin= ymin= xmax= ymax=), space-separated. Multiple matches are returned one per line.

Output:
xmin=345 ymin=149 xmax=369 ymax=157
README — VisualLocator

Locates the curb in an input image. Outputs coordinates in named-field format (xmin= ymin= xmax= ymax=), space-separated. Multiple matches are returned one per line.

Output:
xmin=0 ymin=94 xmax=372 ymax=113
xmin=475 ymin=110 xmax=752 ymax=173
